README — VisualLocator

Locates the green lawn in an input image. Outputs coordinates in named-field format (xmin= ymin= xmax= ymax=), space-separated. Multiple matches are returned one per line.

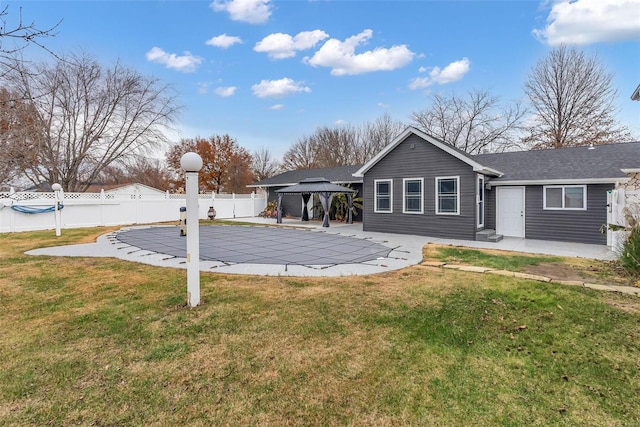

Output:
xmin=1 ymin=228 xmax=639 ymax=426
xmin=432 ymin=246 xmax=563 ymax=270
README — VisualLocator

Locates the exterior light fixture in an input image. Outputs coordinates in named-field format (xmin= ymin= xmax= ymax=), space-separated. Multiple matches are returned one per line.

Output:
xmin=180 ymin=152 xmax=203 ymax=308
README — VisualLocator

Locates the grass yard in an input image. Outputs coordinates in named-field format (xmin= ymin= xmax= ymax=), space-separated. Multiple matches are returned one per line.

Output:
xmin=1 ymin=228 xmax=639 ymax=426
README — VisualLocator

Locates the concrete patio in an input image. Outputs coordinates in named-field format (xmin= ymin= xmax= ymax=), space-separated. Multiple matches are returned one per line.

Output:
xmin=26 ymin=216 xmax=617 ymax=278
xmin=225 ymin=217 xmax=617 ymax=261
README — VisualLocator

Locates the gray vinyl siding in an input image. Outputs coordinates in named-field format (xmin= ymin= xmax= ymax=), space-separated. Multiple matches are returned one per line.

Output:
xmin=363 ymin=134 xmax=477 ymax=240
xmin=485 ymin=188 xmax=496 ymax=230
xmin=525 ymin=184 xmax=612 ymax=245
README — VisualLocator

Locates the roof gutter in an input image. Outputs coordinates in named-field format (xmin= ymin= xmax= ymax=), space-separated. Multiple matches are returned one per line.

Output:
xmin=489 ymin=177 xmax=627 ymax=186
xmin=473 ymin=166 xmax=503 ymax=177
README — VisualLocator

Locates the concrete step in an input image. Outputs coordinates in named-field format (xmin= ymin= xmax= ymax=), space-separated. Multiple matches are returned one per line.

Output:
xmin=488 ymin=233 xmax=503 ymax=242
xmin=476 ymin=229 xmax=496 ymax=242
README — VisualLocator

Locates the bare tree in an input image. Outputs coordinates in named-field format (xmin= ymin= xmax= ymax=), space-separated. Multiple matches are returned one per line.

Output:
xmin=282 ymin=114 xmax=405 ymax=171
xmin=282 ymin=137 xmax=321 ymax=171
xmin=1 ymin=51 xmax=180 ymax=191
xmin=1 ymin=5 xmax=61 ymax=76
xmin=358 ymin=112 xmax=405 ymax=162
xmin=411 ymin=89 xmax=526 ymax=154
xmin=314 ymin=125 xmax=359 ymax=166
xmin=0 ymin=87 xmax=39 ymax=186
xmin=524 ymin=45 xmax=632 ymax=148
xmin=96 ymin=156 xmax=172 ymax=191
xmin=251 ymin=147 xmax=281 ymax=181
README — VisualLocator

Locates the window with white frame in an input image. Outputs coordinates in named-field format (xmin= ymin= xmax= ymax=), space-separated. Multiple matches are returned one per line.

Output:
xmin=543 ymin=185 xmax=586 ymax=210
xmin=374 ymin=179 xmax=393 ymax=213
xmin=477 ymin=175 xmax=485 ymax=227
xmin=403 ymin=178 xmax=423 ymax=214
xmin=436 ymin=176 xmax=459 ymax=215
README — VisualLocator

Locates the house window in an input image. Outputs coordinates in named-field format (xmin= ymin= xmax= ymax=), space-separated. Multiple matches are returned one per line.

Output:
xmin=374 ymin=179 xmax=393 ymax=213
xmin=477 ymin=175 xmax=485 ymax=227
xmin=543 ymin=185 xmax=586 ymax=210
xmin=436 ymin=176 xmax=460 ymax=215
xmin=403 ymin=178 xmax=423 ymax=214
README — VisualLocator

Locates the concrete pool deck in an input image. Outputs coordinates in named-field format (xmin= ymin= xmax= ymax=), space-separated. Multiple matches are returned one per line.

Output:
xmin=26 ymin=218 xmax=616 ymax=277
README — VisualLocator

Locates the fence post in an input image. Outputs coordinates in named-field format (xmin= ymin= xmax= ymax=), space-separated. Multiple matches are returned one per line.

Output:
xmin=134 ymin=187 xmax=140 ymax=224
xmin=9 ymin=201 xmax=15 ymax=233
xmin=100 ymin=189 xmax=105 ymax=226
xmin=251 ymin=191 xmax=255 ymax=217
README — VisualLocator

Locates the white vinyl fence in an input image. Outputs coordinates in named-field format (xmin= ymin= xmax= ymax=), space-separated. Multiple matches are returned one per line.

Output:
xmin=0 ymin=190 xmax=267 ymax=233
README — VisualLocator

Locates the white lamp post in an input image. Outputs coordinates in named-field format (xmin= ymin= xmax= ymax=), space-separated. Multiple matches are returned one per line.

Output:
xmin=180 ymin=152 xmax=203 ymax=308
xmin=51 ymin=183 xmax=63 ymax=237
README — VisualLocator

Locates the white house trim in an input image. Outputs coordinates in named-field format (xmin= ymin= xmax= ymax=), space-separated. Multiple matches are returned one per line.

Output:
xmin=543 ymin=185 xmax=587 ymax=211
xmin=402 ymin=177 xmax=424 ymax=214
xmin=374 ymin=179 xmax=393 ymax=213
xmin=435 ymin=176 xmax=460 ymax=215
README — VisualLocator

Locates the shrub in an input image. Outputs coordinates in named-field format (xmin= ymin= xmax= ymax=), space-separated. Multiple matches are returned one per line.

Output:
xmin=619 ymin=226 xmax=640 ymax=277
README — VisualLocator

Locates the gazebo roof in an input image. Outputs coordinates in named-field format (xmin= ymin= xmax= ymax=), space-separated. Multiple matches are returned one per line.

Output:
xmin=275 ymin=177 xmax=356 ymax=194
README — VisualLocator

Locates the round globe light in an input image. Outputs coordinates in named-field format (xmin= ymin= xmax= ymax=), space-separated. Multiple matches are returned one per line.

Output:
xmin=180 ymin=152 xmax=203 ymax=172
xmin=51 ymin=183 xmax=62 ymax=191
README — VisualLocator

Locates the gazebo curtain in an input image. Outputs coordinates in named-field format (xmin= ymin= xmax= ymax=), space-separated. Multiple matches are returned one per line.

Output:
xmin=277 ymin=191 xmax=353 ymax=226
xmin=301 ymin=193 xmax=311 ymax=221
xmin=319 ymin=192 xmax=334 ymax=228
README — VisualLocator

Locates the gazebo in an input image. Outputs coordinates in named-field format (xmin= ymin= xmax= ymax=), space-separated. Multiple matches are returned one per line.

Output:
xmin=275 ymin=177 xmax=356 ymax=227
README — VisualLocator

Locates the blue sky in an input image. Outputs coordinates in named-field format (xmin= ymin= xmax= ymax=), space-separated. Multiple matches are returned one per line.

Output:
xmin=7 ymin=0 xmax=640 ymax=158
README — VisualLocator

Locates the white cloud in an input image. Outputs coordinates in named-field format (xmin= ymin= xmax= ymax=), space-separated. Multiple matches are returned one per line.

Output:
xmin=377 ymin=102 xmax=390 ymax=108
xmin=215 ymin=86 xmax=237 ymax=97
xmin=304 ymin=29 xmax=415 ymax=76
xmin=197 ymin=82 xmax=211 ymax=94
xmin=408 ymin=58 xmax=470 ymax=89
xmin=533 ymin=0 xmax=640 ymax=45
xmin=145 ymin=47 xmax=202 ymax=72
xmin=254 ymin=30 xmax=329 ymax=59
xmin=210 ymin=0 xmax=271 ymax=24
xmin=418 ymin=66 xmax=427 ymax=73
xmin=270 ymin=104 xmax=284 ymax=110
xmin=335 ymin=119 xmax=347 ymax=125
xmin=206 ymin=34 xmax=243 ymax=48
xmin=251 ymin=78 xmax=311 ymax=98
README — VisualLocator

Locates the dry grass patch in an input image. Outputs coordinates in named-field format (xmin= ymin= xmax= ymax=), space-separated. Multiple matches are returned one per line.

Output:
xmin=424 ymin=243 xmax=635 ymax=286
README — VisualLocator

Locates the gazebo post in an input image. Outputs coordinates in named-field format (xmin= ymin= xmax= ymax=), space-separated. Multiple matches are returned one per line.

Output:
xmin=319 ymin=191 xmax=333 ymax=227
xmin=277 ymin=193 xmax=283 ymax=224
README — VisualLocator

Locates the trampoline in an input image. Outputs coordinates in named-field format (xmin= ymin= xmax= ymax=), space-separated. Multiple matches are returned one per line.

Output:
xmin=115 ymin=225 xmax=394 ymax=266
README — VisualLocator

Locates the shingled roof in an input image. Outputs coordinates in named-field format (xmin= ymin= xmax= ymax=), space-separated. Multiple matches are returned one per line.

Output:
xmin=275 ymin=178 xmax=357 ymax=194
xmin=249 ymin=164 xmax=363 ymax=188
xmin=474 ymin=142 xmax=640 ymax=183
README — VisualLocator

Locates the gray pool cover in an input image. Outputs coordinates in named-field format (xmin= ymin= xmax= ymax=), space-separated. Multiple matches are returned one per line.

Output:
xmin=115 ymin=226 xmax=393 ymax=266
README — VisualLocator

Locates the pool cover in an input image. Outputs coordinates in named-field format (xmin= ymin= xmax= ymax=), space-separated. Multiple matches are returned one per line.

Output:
xmin=115 ymin=225 xmax=393 ymax=266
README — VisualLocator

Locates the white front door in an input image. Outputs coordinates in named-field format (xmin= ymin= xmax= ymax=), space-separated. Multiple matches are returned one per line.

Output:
xmin=497 ymin=186 xmax=525 ymax=238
